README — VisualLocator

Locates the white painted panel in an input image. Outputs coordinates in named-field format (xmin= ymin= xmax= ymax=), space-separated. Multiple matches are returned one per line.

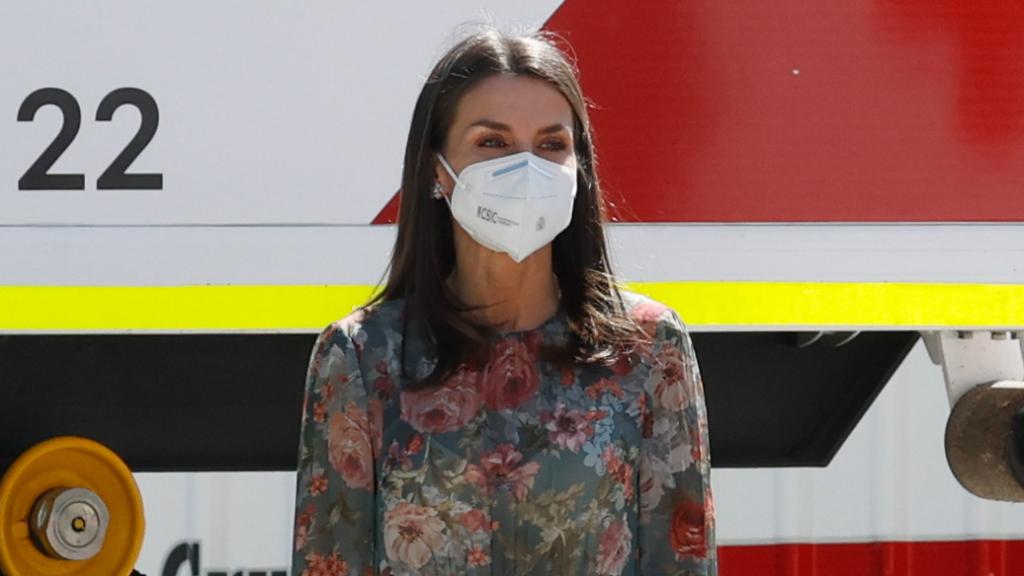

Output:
xmin=2 ymin=224 xmax=1022 ymax=286
xmin=713 ymin=341 xmax=1024 ymax=544
xmin=0 ymin=1 xmax=562 ymax=225
xmin=134 ymin=472 xmax=296 ymax=575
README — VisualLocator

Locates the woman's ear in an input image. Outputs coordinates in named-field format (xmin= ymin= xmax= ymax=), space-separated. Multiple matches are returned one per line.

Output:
xmin=434 ymin=157 xmax=454 ymax=198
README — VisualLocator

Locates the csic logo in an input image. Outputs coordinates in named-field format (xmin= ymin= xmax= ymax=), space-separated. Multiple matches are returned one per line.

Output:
xmin=476 ymin=205 xmax=498 ymax=223
xmin=160 ymin=541 xmax=286 ymax=576
xmin=475 ymin=205 xmax=517 ymax=227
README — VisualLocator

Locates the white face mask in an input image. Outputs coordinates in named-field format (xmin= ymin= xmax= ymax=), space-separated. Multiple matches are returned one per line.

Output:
xmin=435 ymin=151 xmax=578 ymax=263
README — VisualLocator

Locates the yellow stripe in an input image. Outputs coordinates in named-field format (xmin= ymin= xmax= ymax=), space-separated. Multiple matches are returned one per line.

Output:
xmin=0 ymin=285 xmax=380 ymax=332
xmin=634 ymin=282 xmax=1024 ymax=328
xmin=1 ymin=282 xmax=1022 ymax=331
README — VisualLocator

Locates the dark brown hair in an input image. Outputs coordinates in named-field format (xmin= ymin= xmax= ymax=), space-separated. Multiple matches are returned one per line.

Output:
xmin=364 ymin=25 xmax=643 ymax=389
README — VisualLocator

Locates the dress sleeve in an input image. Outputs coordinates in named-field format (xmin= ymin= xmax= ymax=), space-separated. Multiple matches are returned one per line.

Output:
xmin=638 ymin=308 xmax=717 ymax=575
xmin=291 ymin=322 xmax=378 ymax=576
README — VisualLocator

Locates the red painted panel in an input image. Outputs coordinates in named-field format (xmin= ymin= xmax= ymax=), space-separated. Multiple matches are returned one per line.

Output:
xmin=373 ymin=1 xmax=1024 ymax=224
xmin=719 ymin=540 xmax=1024 ymax=576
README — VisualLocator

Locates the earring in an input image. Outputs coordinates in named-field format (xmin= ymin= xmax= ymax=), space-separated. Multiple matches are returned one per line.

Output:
xmin=431 ymin=181 xmax=445 ymax=199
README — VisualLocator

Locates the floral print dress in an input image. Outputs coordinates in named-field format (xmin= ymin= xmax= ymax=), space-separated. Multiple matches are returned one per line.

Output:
xmin=291 ymin=290 xmax=716 ymax=576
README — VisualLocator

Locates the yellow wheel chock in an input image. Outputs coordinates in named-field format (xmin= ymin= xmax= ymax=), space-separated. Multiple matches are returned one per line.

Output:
xmin=0 ymin=437 xmax=144 ymax=576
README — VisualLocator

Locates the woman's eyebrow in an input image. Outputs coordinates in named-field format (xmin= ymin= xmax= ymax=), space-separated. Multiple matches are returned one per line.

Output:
xmin=466 ymin=118 xmax=511 ymax=132
xmin=537 ymin=123 xmax=571 ymax=135
xmin=465 ymin=118 xmax=571 ymax=135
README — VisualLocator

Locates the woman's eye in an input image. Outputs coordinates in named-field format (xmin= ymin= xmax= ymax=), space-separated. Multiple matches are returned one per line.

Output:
xmin=479 ymin=136 xmax=507 ymax=148
xmin=476 ymin=136 xmax=568 ymax=151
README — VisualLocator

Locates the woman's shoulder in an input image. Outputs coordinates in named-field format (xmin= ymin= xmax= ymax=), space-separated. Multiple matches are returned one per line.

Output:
xmin=617 ymin=288 xmax=688 ymax=339
xmin=314 ymin=297 xmax=407 ymax=357
xmin=616 ymin=290 xmax=701 ymax=385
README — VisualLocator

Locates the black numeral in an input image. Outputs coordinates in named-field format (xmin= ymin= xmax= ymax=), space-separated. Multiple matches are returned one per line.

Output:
xmin=96 ymin=88 xmax=162 ymax=190
xmin=17 ymin=88 xmax=85 ymax=190
xmin=17 ymin=87 xmax=162 ymax=190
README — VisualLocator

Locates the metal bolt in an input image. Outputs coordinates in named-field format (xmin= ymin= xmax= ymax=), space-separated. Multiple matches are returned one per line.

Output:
xmin=30 ymin=487 xmax=109 ymax=561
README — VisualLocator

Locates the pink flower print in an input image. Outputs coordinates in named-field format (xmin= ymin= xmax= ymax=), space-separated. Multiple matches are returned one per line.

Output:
xmin=312 ymin=401 xmax=328 ymax=423
xmin=310 ymin=324 xmax=338 ymax=375
xmin=523 ymin=329 xmax=544 ymax=353
xmin=383 ymin=501 xmax=447 ymax=569
xmin=610 ymin=353 xmax=633 ymax=377
xmin=368 ymin=398 xmax=384 ymax=459
xmin=400 ymin=365 xmax=482 ymax=433
xmin=466 ymin=546 xmax=491 ymax=567
xmin=386 ymin=439 xmax=412 ymax=471
xmin=457 ymin=509 xmax=492 ymax=534
xmin=405 ymin=433 xmax=424 ymax=455
xmin=595 ymin=518 xmax=632 ymax=575
xmin=586 ymin=377 xmax=625 ymax=401
xmin=670 ymin=499 xmax=708 ymax=559
xmin=602 ymin=445 xmax=635 ymax=502
xmin=638 ymin=393 xmax=654 ymax=439
xmin=302 ymin=551 xmax=348 ymax=576
xmin=318 ymin=380 xmax=335 ymax=402
xmin=638 ymin=454 xmax=665 ymax=523
xmin=542 ymin=403 xmax=598 ymax=453
xmin=465 ymin=444 xmax=540 ymax=501
xmin=651 ymin=342 xmax=690 ymax=412
xmin=308 ymin=472 xmax=328 ymax=496
xmin=374 ymin=359 xmax=395 ymax=400
xmin=631 ymin=300 xmax=668 ymax=339
xmin=617 ymin=462 xmax=635 ymax=502
xmin=602 ymin=444 xmax=623 ymax=471
xmin=482 ymin=340 xmax=540 ymax=410
xmin=561 ymin=367 xmax=576 ymax=386
xmin=328 ymin=371 xmax=350 ymax=393
xmin=328 ymin=401 xmax=374 ymax=490
xmin=294 ymin=503 xmax=315 ymax=552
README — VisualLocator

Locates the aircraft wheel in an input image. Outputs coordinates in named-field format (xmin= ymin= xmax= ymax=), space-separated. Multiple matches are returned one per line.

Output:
xmin=945 ymin=381 xmax=1024 ymax=502
xmin=0 ymin=437 xmax=144 ymax=576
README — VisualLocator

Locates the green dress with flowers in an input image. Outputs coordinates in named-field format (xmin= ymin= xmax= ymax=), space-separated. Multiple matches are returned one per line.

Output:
xmin=291 ymin=290 xmax=716 ymax=576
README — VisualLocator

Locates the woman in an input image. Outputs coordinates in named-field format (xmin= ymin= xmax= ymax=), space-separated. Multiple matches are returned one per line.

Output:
xmin=291 ymin=25 xmax=716 ymax=576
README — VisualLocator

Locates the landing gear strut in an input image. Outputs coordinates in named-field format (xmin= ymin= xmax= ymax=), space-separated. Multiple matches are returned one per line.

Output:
xmin=923 ymin=330 xmax=1024 ymax=502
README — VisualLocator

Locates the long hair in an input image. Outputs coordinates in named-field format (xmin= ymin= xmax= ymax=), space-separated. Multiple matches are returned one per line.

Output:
xmin=364 ymin=25 xmax=643 ymax=390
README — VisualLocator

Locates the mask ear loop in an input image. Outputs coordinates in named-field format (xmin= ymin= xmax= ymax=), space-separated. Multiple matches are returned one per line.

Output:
xmin=434 ymin=153 xmax=460 ymax=211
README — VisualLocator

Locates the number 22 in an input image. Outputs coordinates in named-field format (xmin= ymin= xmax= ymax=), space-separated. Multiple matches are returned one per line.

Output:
xmin=17 ymin=87 xmax=162 ymax=190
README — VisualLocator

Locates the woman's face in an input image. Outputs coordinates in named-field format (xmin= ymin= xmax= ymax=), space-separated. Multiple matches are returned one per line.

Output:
xmin=436 ymin=74 xmax=577 ymax=192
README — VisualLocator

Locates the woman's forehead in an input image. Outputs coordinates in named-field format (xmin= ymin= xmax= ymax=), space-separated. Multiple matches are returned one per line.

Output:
xmin=452 ymin=75 xmax=574 ymax=135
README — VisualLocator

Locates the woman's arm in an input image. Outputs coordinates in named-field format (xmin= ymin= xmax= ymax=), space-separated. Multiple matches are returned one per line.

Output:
xmin=638 ymin=308 xmax=717 ymax=575
xmin=291 ymin=321 xmax=378 ymax=576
